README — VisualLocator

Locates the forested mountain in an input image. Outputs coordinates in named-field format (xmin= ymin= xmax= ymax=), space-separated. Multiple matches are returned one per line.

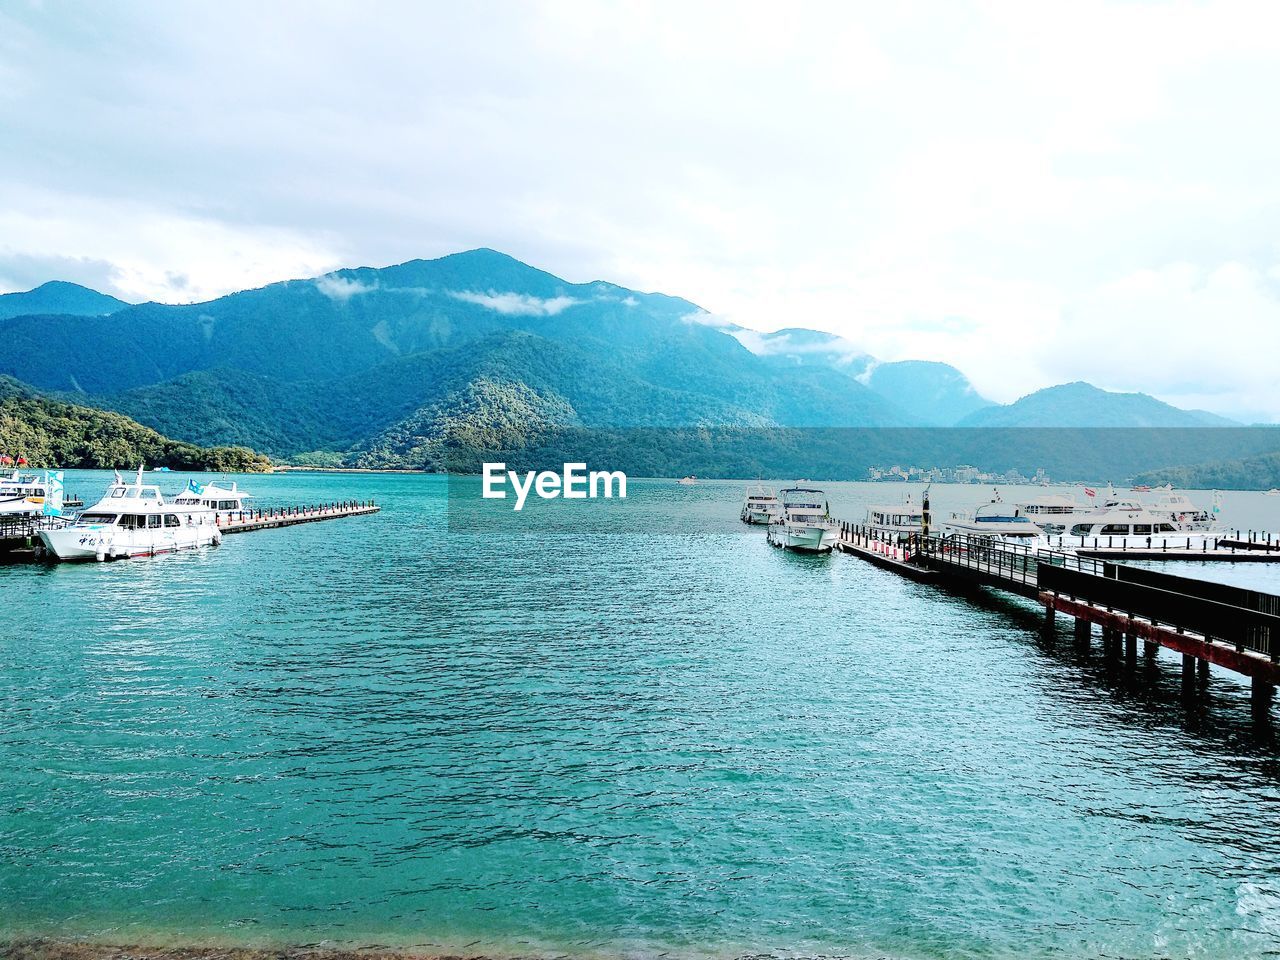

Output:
xmin=0 ymin=250 xmax=1259 ymax=472
xmin=956 ymin=382 xmax=1239 ymax=428
xmin=0 ymin=281 xmax=130 ymax=320
xmin=0 ymin=376 xmax=270 ymax=471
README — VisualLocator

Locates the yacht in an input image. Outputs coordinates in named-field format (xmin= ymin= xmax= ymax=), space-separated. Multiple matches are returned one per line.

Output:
xmin=1010 ymin=493 xmax=1082 ymax=536
xmin=171 ymin=479 xmax=252 ymax=515
xmin=740 ymin=484 xmax=782 ymax=525
xmin=677 ymin=476 xmax=697 ymax=486
xmin=1143 ymin=486 xmax=1218 ymax=531
xmin=37 ymin=468 xmax=222 ymax=562
xmin=944 ymin=492 xmax=1045 ymax=544
xmin=865 ymin=494 xmax=924 ymax=541
xmin=767 ymin=486 xmax=838 ymax=552
xmin=0 ymin=470 xmax=63 ymax=517
xmin=1042 ymin=500 xmax=1217 ymax=550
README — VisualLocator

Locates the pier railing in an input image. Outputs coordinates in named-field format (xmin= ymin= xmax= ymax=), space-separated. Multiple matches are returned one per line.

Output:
xmin=1040 ymin=564 xmax=1280 ymax=661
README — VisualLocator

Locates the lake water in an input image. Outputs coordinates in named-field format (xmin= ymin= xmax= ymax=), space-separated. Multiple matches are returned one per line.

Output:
xmin=5 ymin=472 xmax=1280 ymax=959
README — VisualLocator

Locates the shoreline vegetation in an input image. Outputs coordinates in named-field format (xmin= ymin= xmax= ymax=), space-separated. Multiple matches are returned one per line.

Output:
xmin=0 ymin=376 xmax=271 ymax=473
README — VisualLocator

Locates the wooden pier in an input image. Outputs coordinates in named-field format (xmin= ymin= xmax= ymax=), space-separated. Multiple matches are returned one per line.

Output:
xmin=838 ymin=527 xmax=1280 ymax=715
xmin=216 ymin=500 xmax=379 ymax=534
xmin=0 ymin=500 xmax=379 ymax=562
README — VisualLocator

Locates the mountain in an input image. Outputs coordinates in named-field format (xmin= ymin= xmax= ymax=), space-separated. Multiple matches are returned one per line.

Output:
xmin=0 ymin=376 xmax=270 ymax=471
xmin=956 ymin=381 xmax=1240 ymax=428
xmin=0 ymin=281 xmax=130 ymax=320
xmin=864 ymin=360 xmax=993 ymax=426
xmin=1132 ymin=448 xmax=1280 ymax=490
xmin=0 ymin=249 xmax=914 ymax=457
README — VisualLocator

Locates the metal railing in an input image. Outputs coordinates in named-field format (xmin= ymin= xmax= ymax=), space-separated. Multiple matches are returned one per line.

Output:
xmin=1040 ymin=564 xmax=1280 ymax=662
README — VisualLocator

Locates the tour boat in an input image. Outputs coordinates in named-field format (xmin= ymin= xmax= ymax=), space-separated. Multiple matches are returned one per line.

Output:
xmin=1142 ymin=486 xmax=1218 ymax=531
xmin=864 ymin=494 xmax=924 ymax=541
xmin=944 ymin=491 xmax=1045 ymax=544
xmin=767 ymin=486 xmax=838 ymax=552
xmin=0 ymin=470 xmax=63 ymax=517
xmin=1040 ymin=500 xmax=1218 ymax=550
xmin=678 ymin=476 xmax=698 ymax=486
xmin=37 ymin=468 xmax=222 ymax=562
xmin=1010 ymin=493 xmax=1082 ymax=536
xmin=171 ymin=479 xmax=252 ymax=515
xmin=740 ymin=484 xmax=782 ymax=525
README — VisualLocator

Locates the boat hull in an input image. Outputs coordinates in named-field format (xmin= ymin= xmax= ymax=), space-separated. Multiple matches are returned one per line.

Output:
xmin=38 ymin=525 xmax=221 ymax=562
xmin=767 ymin=522 xmax=837 ymax=552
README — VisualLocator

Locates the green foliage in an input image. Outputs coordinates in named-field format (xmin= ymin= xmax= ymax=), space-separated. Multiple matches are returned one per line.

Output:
xmin=1134 ymin=445 xmax=1280 ymax=490
xmin=352 ymin=377 xmax=577 ymax=470
xmin=0 ymin=376 xmax=272 ymax=471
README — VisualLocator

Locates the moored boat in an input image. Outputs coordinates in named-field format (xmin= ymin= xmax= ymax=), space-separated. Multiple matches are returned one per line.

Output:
xmin=944 ymin=490 xmax=1044 ymax=544
xmin=0 ymin=470 xmax=64 ymax=517
xmin=865 ymin=494 xmax=923 ymax=542
xmin=37 ymin=468 xmax=222 ymax=562
xmin=740 ymin=484 xmax=782 ymax=525
xmin=767 ymin=486 xmax=838 ymax=552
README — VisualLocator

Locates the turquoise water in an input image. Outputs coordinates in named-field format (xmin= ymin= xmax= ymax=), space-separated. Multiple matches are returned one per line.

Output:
xmin=5 ymin=472 xmax=1280 ymax=959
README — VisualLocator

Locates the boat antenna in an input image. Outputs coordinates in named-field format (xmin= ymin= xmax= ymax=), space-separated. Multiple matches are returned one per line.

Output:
xmin=135 ymin=464 xmax=144 ymax=487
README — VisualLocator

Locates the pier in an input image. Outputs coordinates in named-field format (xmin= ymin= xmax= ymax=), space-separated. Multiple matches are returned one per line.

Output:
xmin=0 ymin=500 xmax=379 ymax=562
xmin=837 ymin=524 xmax=1280 ymax=714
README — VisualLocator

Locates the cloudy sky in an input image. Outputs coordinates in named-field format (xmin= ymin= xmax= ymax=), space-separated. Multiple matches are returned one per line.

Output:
xmin=3 ymin=1 xmax=1280 ymax=419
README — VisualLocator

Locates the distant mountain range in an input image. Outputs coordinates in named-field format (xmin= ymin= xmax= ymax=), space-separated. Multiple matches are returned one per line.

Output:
xmin=0 ymin=249 xmax=1260 ymax=471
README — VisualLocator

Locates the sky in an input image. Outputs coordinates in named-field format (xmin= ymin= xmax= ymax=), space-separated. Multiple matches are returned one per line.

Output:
xmin=2 ymin=1 xmax=1280 ymax=420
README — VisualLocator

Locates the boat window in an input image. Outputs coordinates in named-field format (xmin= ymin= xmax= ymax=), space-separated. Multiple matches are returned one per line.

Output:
xmin=164 ymin=514 xmax=180 ymax=527
xmin=1132 ymin=524 xmax=1153 ymax=534
xmin=33 ymin=488 xmax=44 ymax=497
xmin=1100 ymin=523 xmax=1130 ymax=535
xmin=110 ymin=488 xmax=125 ymax=498
xmin=147 ymin=514 xmax=162 ymax=529
xmin=1158 ymin=523 xmax=1176 ymax=532
xmin=1070 ymin=524 xmax=1093 ymax=536
xmin=79 ymin=513 xmax=117 ymax=525
xmin=218 ymin=499 xmax=237 ymax=510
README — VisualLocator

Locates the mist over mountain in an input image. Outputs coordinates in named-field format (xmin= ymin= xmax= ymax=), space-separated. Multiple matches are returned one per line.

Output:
xmin=0 ymin=250 xmax=1252 ymax=468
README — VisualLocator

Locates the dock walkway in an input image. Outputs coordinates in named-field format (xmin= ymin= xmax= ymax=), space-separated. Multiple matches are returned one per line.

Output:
xmin=840 ymin=529 xmax=1280 ymax=711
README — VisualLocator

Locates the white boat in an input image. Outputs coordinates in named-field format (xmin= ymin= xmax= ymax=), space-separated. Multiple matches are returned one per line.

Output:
xmin=1043 ymin=500 xmax=1218 ymax=550
xmin=1142 ymin=486 xmax=1218 ymax=531
xmin=740 ymin=484 xmax=782 ymax=525
xmin=0 ymin=470 xmax=64 ymax=517
xmin=1011 ymin=493 xmax=1081 ymax=536
xmin=171 ymin=479 xmax=252 ymax=515
xmin=944 ymin=491 xmax=1045 ymax=544
xmin=677 ymin=476 xmax=698 ymax=486
xmin=865 ymin=494 xmax=923 ymax=541
xmin=1267 ymin=489 xmax=1280 ymax=497
xmin=767 ymin=486 xmax=838 ymax=552
xmin=37 ymin=468 xmax=222 ymax=562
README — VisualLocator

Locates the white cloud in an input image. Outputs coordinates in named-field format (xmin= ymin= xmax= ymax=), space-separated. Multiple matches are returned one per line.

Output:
xmin=448 ymin=290 xmax=579 ymax=316
xmin=315 ymin=275 xmax=376 ymax=301
xmin=3 ymin=1 xmax=1280 ymax=415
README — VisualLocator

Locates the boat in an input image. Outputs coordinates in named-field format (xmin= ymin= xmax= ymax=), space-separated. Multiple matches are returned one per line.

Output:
xmin=1011 ymin=493 xmax=1082 ymax=536
xmin=0 ymin=470 xmax=64 ymax=517
xmin=1142 ymin=486 xmax=1218 ymax=532
xmin=1040 ymin=499 xmax=1217 ymax=550
xmin=171 ymin=479 xmax=252 ymax=515
xmin=740 ymin=484 xmax=782 ymax=525
xmin=766 ymin=486 xmax=838 ymax=552
xmin=1130 ymin=484 xmax=1152 ymax=492
xmin=36 ymin=468 xmax=222 ymax=562
xmin=1268 ymin=489 xmax=1280 ymax=497
xmin=943 ymin=490 xmax=1045 ymax=544
xmin=864 ymin=494 xmax=924 ymax=541
xmin=677 ymin=476 xmax=697 ymax=486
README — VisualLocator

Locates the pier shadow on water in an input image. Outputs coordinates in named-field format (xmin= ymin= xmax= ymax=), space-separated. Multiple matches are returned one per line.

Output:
xmin=944 ymin=582 xmax=1280 ymax=758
